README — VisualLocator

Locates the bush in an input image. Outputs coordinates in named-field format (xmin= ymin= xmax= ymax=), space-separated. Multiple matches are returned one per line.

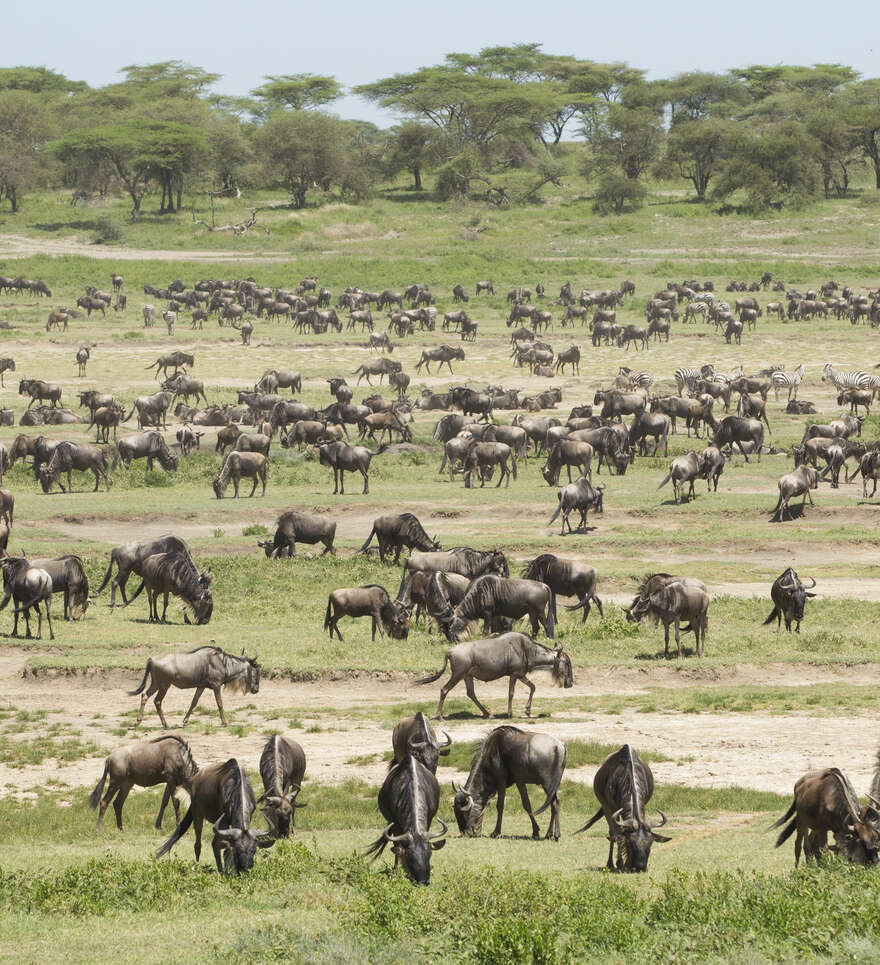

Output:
xmin=592 ymin=173 xmax=646 ymax=215
xmin=243 ymin=523 xmax=270 ymax=536
xmin=91 ymin=214 xmax=124 ymax=244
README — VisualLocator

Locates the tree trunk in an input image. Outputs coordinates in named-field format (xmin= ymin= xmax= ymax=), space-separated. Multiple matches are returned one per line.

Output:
xmin=176 ymin=181 xmax=182 ymax=212
xmin=159 ymin=180 xmax=167 ymax=214
xmin=413 ymin=166 xmax=422 ymax=191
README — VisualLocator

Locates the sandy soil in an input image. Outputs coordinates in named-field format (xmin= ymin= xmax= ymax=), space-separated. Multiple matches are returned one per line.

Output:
xmin=2 ymin=650 xmax=878 ymax=801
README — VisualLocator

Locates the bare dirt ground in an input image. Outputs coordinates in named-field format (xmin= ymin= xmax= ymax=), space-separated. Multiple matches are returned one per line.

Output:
xmin=2 ymin=649 xmax=878 ymax=801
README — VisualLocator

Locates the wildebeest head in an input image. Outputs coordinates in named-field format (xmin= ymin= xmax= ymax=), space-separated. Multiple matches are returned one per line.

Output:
xmin=190 ymin=587 xmax=213 ymax=625
xmin=38 ymin=466 xmax=54 ymax=493
xmin=841 ymin=805 xmax=880 ymax=866
xmin=613 ymin=808 xmax=670 ymax=872
xmin=489 ymin=549 xmax=509 ymax=578
xmin=452 ymin=782 xmax=482 ymax=836
xmin=213 ymin=824 xmax=275 ymax=874
xmin=261 ymin=792 xmax=304 ymax=838
xmin=552 ymin=648 xmax=573 ymax=688
xmin=380 ymin=820 xmax=448 ymax=884
xmin=387 ymin=602 xmax=411 ymax=640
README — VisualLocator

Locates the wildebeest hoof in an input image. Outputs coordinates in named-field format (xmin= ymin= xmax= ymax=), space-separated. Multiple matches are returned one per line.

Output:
xmin=490 ymin=831 xmax=500 ymax=838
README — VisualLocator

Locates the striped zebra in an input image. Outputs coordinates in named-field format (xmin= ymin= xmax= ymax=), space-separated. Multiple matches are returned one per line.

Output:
xmin=674 ymin=364 xmax=714 ymax=396
xmin=710 ymin=365 xmax=744 ymax=385
xmin=618 ymin=367 xmax=654 ymax=390
xmin=822 ymin=363 xmax=870 ymax=391
xmin=771 ymin=364 xmax=805 ymax=402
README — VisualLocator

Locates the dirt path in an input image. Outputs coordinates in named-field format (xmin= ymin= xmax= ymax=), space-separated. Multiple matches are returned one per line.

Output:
xmin=1 ymin=651 xmax=878 ymax=800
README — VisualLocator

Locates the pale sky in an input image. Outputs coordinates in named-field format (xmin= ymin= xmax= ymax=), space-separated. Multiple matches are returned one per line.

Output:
xmin=7 ymin=0 xmax=878 ymax=128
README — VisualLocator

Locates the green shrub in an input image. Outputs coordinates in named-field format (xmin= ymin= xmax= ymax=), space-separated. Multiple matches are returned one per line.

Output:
xmin=91 ymin=215 xmax=124 ymax=244
xmin=592 ymin=174 xmax=647 ymax=215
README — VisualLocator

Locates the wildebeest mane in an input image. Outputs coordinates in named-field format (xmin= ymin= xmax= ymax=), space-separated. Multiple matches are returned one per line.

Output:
xmin=397 ymin=513 xmax=435 ymax=550
xmin=151 ymin=734 xmax=198 ymax=779
xmin=447 ymin=546 xmax=508 ymax=578
xmin=218 ymin=758 xmax=255 ymax=830
xmin=521 ymin=554 xmax=557 ymax=582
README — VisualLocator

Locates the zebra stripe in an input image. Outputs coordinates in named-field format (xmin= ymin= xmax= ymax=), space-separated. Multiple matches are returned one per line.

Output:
xmin=822 ymin=363 xmax=869 ymax=390
xmin=619 ymin=367 xmax=654 ymax=390
xmin=674 ymin=366 xmax=707 ymax=393
xmin=772 ymin=364 xmax=805 ymax=401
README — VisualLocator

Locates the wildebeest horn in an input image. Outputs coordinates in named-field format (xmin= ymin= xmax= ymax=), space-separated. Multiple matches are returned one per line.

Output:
xmin=803 ymin=577 xmax=816 ymax=589
xmin=427 ymin=819 xmax=448 ymax=840
xmin=648 ymin=809 xmax=668 ymax=829
xmin=438 ymin=731 xmax=452 ymax=750
xmin=868 ymin=794 xmax=880 ymax=810
xmin=264 ymin=795 xmax=282 ymax=807
xmin=213 ymin=826 xmax=242 ymax=841
xmin=381 ymin=822 xmax=412 ymax=844
xmin=612 ymin=808 xmax=635 ymax=830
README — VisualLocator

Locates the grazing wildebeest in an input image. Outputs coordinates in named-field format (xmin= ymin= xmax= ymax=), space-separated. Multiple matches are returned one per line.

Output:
xmin=541 ymin=440 xmax=593 ymax=486
xmin=95 ymin=535 xmax=193 ymax=608
xmin=713 ymin=415 xmax=765 ymax=462
xmin=453 ymin=726 xmax=566 ymax=840
xmin=647 ymin=579 xmax=710 ymax=657
xmin=624 ymin=574 xmax=709 ymax=656
xmin=772 ymin=465 xmax=820 ymax=521
xmin=258 ymin=734 xmax=307 ymax=838
xmin=126 ymin=551 xmax=213 ymax=625
xmin=522 ymin=554 xmax=603 ymax=623
xmin=548 ymin=476 xmax=604 ymax=535
xmin=163 ymin=373 xmax=208 ymax=407
xmin=364 ymin=754 xmax=448 ymax=884
xmin=115 ymin=431 xmax=179 ymax=471
xmin=213 ymin=451 xmax=267 ymax=498
xmin=463 ymin=441 xmax=517 ymax=489
xmin=0 ymin=487 xmax=13 ymax=524
xmin=763 ymin=568 xmax=816 ymax=632
xmin=628 ymin=411 xmax=669 ymax=457
xmin=39 ymin=441 xmax=111 ymax=493
xmin=258 ymin=511 xmax=336 ymax=557
xmin=390 ymin=712 xmax=451 ymax=773
xmin=324 ymin=584 xmax=410 ymax=641
xmin=157 ymin=759 xmax=275 ymax=874
xmin=399 ymin=547 xmax=508 ymax=602
xmin=90 ymin=735 xmax=198 ymax=831
xmin=359 ymin=513 xmax=440 ymax=564
xmin=147 ymin=351 xmax=194 ymax=379
xmin=657 ymin=450 xmax=702 ymax=504
xmin=317 ymin=440 xmax=383 ymax=495
xmin=0 ymin=556 xmax=55 ymax=639
xmin=19 ymin=378 xmax=62 ymax=409
xmin=438 ymin=575 xmax=555 ymax=641
xmin=28 ymin=554 xmax=89 ymax=620
xmin=417 ymin=632 xmax=572 ymax=719
xmin=129 ymin=645 xmax=258 ymax=727
xmin=573 ymin=745 xmax=670 ymax=872
xmin=770 ymin=768 xmax=880 ymax=867
xmin=421 ymin=571 xmax=472 ymax=629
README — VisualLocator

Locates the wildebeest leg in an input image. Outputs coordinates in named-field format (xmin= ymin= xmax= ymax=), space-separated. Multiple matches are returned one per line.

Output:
xmin=674 ymin=618 xmax=682 ymax=658
xmin=464 ymin=675 xmax=491 ymax=718
xmin=506 ymin=676 xmax=518 ymax=717
xmin=160 ymin=591 xmax=169 ymax=623
xmin=663 ymin=622 xmax=670 ymax=659
xmin=521 ymin=675 xmax=536 ymax=717
xmin=372 ymin=607 xmax=386 ymax=639
xmin=154 ymin=687 xmax=170 ymax=729
xmin=96 ymin=782 xmax=119 ymax=831
xmin=182 ymin=687 xmax=205 ymax=725
xmin=92 ymin=469 xmax=100 ymax=492
xmin=606 ymin=837 xmax=616 ymax=871
xmin=113 ymin=783 xmax=132 ymax=830
xmin=233 ymin=475 xmax=240 ymax=498
xmin=736 ymin=440 xmax=749 ymax=463
xmin=249 ymin=475 xmax=258 ymax=497
xmin=361 ymin=465 xmax=369 ymax=494
xmin=193 ymin=816 xmax=204 ymax=863
xmin=156 ymin=783 xmax=174 ymax=829
xmin=490 ymin=786 xmax=506 ymax=837
xmin=212 ymin=687 xmax=228 ymax=726
xmin=44 ymin=599 xmax=54 ymax=641
xmin=67 ymin=468 xmax=73 ymax=492
xmin=339 ymin=469 xmax=346 ymax=494
xmin=517 ymin=784 xmax=541 ymax=839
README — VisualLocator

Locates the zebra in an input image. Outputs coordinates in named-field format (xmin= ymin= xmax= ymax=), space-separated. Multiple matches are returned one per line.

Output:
xmin=618 ymin=367 xmax=653 ymax=390
xmin=771 ymin=364 xmax=805 ymax=402
xmin=674 ymin=365 xmax=713 ymax=396
xmin=822 ymin=363 xmax=869 ymax=391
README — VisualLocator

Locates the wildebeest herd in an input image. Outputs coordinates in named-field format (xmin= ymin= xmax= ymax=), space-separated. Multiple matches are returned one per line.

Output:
xmin=4 ymin=267 xmax=880 ymax=885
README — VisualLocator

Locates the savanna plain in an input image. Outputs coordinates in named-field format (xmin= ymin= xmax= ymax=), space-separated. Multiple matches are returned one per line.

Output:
xmin=2 ymin=183 xmax=880 ymax=964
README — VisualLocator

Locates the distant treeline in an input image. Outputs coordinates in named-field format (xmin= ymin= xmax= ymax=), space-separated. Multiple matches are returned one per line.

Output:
xmin=1 ymin=48 xmax=879 ymax=217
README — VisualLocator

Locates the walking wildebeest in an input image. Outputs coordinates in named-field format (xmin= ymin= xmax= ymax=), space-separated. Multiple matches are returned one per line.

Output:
xmin=129 ymin=645 xmax=259 ymax=727
xmin=772 ymin=465 xmax=820 ymax=521
xmin=213 ymin=451 xmax=267 ymax=498
xmin=417 ymin=632 xmax=573 ymax=719
xmin=452 ymin=726 xmax=566 ymax=840
xmin=763 ymin=568 xmax=816 ymax=632
xmin=437 ymin=574 xmax=555 ymax=640
xmin=574 ymin=744 xmax=670 ymax=872
xmin=548 ymin=476 xmax=604 ymax=534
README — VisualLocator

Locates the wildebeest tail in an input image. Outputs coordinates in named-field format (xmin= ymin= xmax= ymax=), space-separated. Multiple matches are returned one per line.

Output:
xmin=656 ymin=472 xmax=672 ymax=490
xmin=548 ymin=497 xmax=563 ymax=526
xmin=768 ymin=799 xmax=798 ymax=845
xmin=156 ymin=806 xmax=193 ymax=858
xmin=13 ymin=593 xmax=46 ymax=615
xmin=762 ymin=607 xmax=779 ymax=626
xmin=572 ymin=807 xmax=605 ymax=835
xmin=533 ymin=745 xmax=566 ymax=816
xmin=544 ymin=595 xmax=555 ymax=638
xmin=416 ymin=653 xmax=450 ymax=685
xmin=323 ymin=596 xmax=333 ymax=631
xmin=128 ymin=659 xmax=153 ymax=696
xmin=364 ymin=833 xmax=388 ymax=860
xmin=358 ymin=525 xmax=376 ymax=554
xmin=121 ymin=404 xmax=137 ymax=424
xmin=95 ymin=555 xmax=116 ymax=595
xmin=89 ymin=761 xmax=109 ymax=810
xmin=124 ymin=580 xmax=146 ymax=605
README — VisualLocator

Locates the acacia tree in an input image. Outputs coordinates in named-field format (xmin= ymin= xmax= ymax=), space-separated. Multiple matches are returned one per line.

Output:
xmin=383 ymin=122 xmax=439 ymax=189
xmin=845 ymin=79 xmax=880 ymax=188
xmin=657 ymin=118 xmax=730 ymax=200
xmin=0 ymin=90 xmax=52 ymax=211
xmin=251 ymin=74 xmax=343 ymax=114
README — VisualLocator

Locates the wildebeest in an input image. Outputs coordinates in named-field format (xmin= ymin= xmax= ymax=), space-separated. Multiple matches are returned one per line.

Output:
xmin=541 ymin=440 xmax=593 ymax=486
xmin=115 ymin=431 xmax=179 ymax=471
xmin=157 ymin=759 xmax=275 ymax=874
xmin=522 ymin=554 xmax=603 ymax=623
xmin=213 ymin=451 xmax=267 ymax=498
xmin=713 ymin=416 xmax=765 ymax=462
xmin=147 ymin=351 xmax=194 ymax=379
xmin=0 ymin=556 xmax=55 ymax=639
xmin=317 ymin=440 xmax=383 ymax=495
xmin=127 ymin=551 xmax=213 ymax=625
xmin=359 ymin=513 xmax=439 ymax=564
xmin=95 ymin=534 xmax=193 ymax=608
xmin=438 ymin=574 xmax=554 ymax=641
xmin=390 ymin=712 xmax=451 ymax=773
xmin=574 ymin=745 xmax=670 ymax=872
xmin=770 ymin=768 xmax=879 ymax=867
xmin=548 ymin=475 xmax=604 ymax=535
xmin=0 ymin=357 xmax=15 ymax=387
xmin=39 ymin=441 xmax=111 ymax=493
xmin=399 ymin=547 xmax=508 ymax=601
xmin=657 ymin=450 xmax=702 ymax=504
xmin=364 ymin=754 xmax=448 ymax=885
xmin=28 ymin=554 xmax=89 ymax=620
xmin=647 ymin=579 xmax=710 ymax=657
xmin=415 ymin=345 xmax=465 ymax=374
xmin=256 ymin=369 xmax=301 ymax=395
xmin=258 ymin=734 xmax=307 ymax=838
xmin=463 ymin=441 xmax=517 ymax=489
xmin=19 ymin=378 xmax=62 ymax=409
xmin=625 ymin=574 xmax=709 ymax=658
xmin=417 ymin=632 xmax=572 ymax=719
xmin=75 ymin=346 xmax=90 ymax=377
xmin=129 ymin=645 xmax=258 ymax=727
xmin=324 ymin=584 xmax=410 ymax=641
xmin=89 ymin=735 xmax=198 ymax=831
xmin=258 ymin=510 xmax=336 ymax=557
xmin=772 ymin=465 xmax=820 ymax=521
xmin=123 ymin=390 xmax=175 ymax=430
xmin=763 ymin=568 xmax=816 ymax=632
xmin=453 ymin=726 xmax=566 ymax=841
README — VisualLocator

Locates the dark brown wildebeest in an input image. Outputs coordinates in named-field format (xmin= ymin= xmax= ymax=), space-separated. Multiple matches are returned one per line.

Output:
xmin=256 ymin=369 xmax=302 ymax=395
xmin=96 ymin=535 xmax=193 ymax=608
xmin=126 ymin=551 xmax=213 ymax=626
xmin=438 ymin=575 xmax=554 ymax=641
xmin=258 ymin=734 xmax=307 ymax=838
xmin=324 ymin=584 xmax=410 ymax=641
xmin=359 ymin=513 xmax=440 ymax=564
xmin=89 ymin=735 xmax=198 ymax=831
xmin=548 ymin=476 xmax=605 ymax=535
xmin=522 ymin=554 xmax=603 ymax=623
xmin=452 ymin=726 xmax=566 ymax=840
xmin=390 ymin=712 xmax=451 ymax=773
xmin=463 ymin=441 xmax=517 ymax=489
xmin=258 ymin=511 xmax=336 ymax=557
xmin=39 ymin=441 xmax=111 ymax=493
xmin=157 ymin=759 xmax=275 ymax=874
xmin=29 ymin=554 xmax=89 ymax=621
xmin=88 ymin=404 xmax=124 ymax=443
xmin=146 ymin=351 xmax=194 ymax=379
xmin=624 ymin=574 xmax=709 ymax=658
xmin=770 ymin=768 xmax=880 ymax=867
xmin=213 ymin=451 xmax=267 ymax=498
xmin=415 ymin=345 xmax=465 ymax=375
xmin=713 ymin=415 xmax=765 ymax=462
xmin=317 ymin=440 xmax=384 ymax=495
xmin=163 ymin=373 xmax=208 ymax=407
xmin=352 ymin=357 xmax=401 ymax=386
xmin=763 ymin=568 xmax=816 ymax=633
xmin=417 ymin=631 xmax=572 ymax=719
xmin=123 ymin=390 xmax=175 ymax=430
xmin=115 ymin=431 xmax=179 ymax=471
xmin=398 ymin=547 xmax=508 ymax=602
xmin=541 ymin=440 xmax=593 ymax=486
xmin=0 ymin=357 xmax=16 ymax=387
xmin=129 ymin=645 xmax=258 ymax=727
xmin=0 ymin=556 xmax=55 ymax=639
xmin=574 ymin=744 xmax=670 ymax=872
xmin=364 ymin=754 xmax=448 ymax=884
xmin=19 ymin=378 xmax=61 ymax=409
